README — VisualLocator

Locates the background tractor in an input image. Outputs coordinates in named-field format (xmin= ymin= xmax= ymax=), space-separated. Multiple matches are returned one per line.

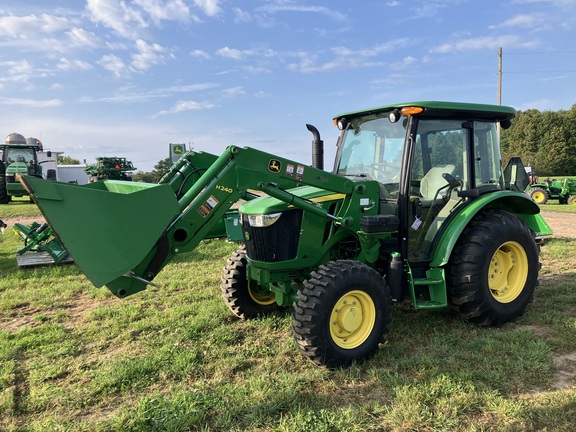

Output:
xmin=85 ymin=156 xmax=136 ymax=182
xmin=21 ymin=101 xmax=551 ymax=367
xmin=0 ymin=133 xmax=50 ymax=203
xmin=526 ymin=177 xmax=576 ymax=205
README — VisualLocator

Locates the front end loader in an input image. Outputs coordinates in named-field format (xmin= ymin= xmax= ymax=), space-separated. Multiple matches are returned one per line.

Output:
xmin=20 ymin=101 xmax=552 ymax=367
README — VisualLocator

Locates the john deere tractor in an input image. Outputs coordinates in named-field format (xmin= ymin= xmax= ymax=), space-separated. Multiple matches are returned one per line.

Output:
xmin=20 ymin=101 xmax=551 ymax=367
xmin=84 ymin=156 xmax=136 ymax=182
xmin=526 ymin=177 xmax=576 ymax=205
xmin=0 ymin=133 xmax=48 ymax=203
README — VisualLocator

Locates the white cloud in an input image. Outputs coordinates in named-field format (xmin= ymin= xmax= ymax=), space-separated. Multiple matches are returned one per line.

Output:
xmin=0 ymin=97 xmax=62 ymax=107
xmin=233 ymin=8 xmax=251 ymax=23
xmin=243 ymin=65 xmax=272 ymax=74
xmin=130 ymin=39 xmax=172 ymax=71
xmin=66 ymin=28 xmax=101 ymax=48
xmin=193 ymin=0 xmax=221 ymax=17
xmin=287 ymin=40 xmax=412 ymax=73
xmin=99 ymin=54 xmax=127 ymax=77
xmin=0 ymin=60 xmax=33 ymax=75
xmin=87 ymin=0 xmax=148 ymax=39
xmin=216 ymin=46 xmax=255 ymax=60
xmin=57 ymin=58 xmax=93 ymax=71
xmin=0 ymin=13 xmax=72 ymax=36
xmin=221 ymin=86 xmax=245 ymax=98
xmin=431 ymin=35 xmax=540 ymax=53
xmin=0 ymin=14 xmax=99 ymax=53
xmin=157 ymin=99 xmax=216 ymax=115
xmin=190 ymin=49 xmax=211 ymax=59
xmin=489 ymin=13 xmax=549 ymax=30
xmin=134 ymin=0 xmax=190 ymax=23
xmin=256 ymin=4 xmax=346 ymax=22
xmin=390 ymin=56 xmax=418 ymax=70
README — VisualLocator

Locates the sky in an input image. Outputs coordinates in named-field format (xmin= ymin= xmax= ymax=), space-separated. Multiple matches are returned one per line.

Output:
xmin=1 ymin=0 xmax=576 ymax=172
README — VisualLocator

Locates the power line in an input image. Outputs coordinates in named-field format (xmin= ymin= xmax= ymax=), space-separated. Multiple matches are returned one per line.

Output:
xmin=505 ymin=51 xmax=576 ymax=55
xmin=503 ymin=70 xmax=576 ymax=74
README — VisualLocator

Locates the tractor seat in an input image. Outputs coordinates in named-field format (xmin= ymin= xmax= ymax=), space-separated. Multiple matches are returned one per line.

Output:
xmin=419 ymin=164 xmax=456 ymax=207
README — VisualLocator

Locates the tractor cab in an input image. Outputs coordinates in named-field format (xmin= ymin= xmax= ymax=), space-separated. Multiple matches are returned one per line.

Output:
xmin=333 ymin=102 xmax=527 ymax=271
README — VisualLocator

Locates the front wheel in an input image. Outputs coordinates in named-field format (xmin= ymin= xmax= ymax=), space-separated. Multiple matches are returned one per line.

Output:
xmin=568 ymin=195 xmax=576 ymax=205
xmin=292 ymin=260 xmax=392 ymax=367
xmin=221 ymin=247 xmax=280 ymax=319
xmin=529 ymin=187 xmax=548 ymax=204
xmin=446 ymin=210 xmax=539 ymax=327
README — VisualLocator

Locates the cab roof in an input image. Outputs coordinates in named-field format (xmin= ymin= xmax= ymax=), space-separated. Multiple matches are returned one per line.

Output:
xmin=334 ymin=101 xmax=516 ymax=122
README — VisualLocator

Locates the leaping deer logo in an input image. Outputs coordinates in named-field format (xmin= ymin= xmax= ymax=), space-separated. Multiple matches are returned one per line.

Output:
xmin=268 ymin=159 xmax=281 ymax=173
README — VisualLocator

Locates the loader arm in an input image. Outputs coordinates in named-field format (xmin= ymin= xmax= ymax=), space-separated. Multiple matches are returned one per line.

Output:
xmin=21 ymin=146 xmax=354 ymax=297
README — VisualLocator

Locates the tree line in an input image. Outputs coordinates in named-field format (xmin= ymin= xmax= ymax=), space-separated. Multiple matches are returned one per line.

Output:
xmin=500 ymin=105 xmax=576 ymax=176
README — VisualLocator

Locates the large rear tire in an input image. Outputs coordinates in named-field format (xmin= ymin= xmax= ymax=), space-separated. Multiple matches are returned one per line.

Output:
xmin=292 ymin=260 xmax=392 ymax=367
xmin=446 ymin=210 xmax=539 ymax=327
xmin=221 ymin=246 xmax=280 ymax=319
xmin=0 ymin=162 xmax=8 ymax=205
xmin=529 ymin=187 xmax=548 ymax=204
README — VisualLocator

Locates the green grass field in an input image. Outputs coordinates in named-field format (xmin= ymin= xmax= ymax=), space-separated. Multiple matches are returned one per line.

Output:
xmin=1 ymin=201 xmax=575 ymax=431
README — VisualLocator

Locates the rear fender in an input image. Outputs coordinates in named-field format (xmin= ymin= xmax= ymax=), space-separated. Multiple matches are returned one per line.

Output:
xmin=430 ymin=191 xmax=552 ymax=267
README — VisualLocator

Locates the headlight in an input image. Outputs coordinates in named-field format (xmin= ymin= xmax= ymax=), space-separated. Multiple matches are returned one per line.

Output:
xmin=247 ymin=212 xmax=282 ymax=227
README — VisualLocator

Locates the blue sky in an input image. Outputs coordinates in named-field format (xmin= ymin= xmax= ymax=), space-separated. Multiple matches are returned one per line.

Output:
xmin=1 ymin=0 xmax=575 ymax=172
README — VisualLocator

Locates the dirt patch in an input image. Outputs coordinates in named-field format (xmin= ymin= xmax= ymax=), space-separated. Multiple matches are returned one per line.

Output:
xmin=2 ymin=215 xmax=46 ymax=228
xmin=552 ymin=352 xmax=576 ymax=389
xmin=540 ymin=211 xmax=576 ymax=239
xmin=2 ymin=294 xmax=113 ymax=333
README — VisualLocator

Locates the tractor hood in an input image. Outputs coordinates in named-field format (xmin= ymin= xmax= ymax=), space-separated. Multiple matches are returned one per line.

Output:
xmin=239 ymin=185 xmax=346 ymax=215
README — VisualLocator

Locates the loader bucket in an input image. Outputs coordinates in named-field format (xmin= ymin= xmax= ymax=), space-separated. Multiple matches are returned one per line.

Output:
xmin=20 ymin=175 xmax=180 ymax=287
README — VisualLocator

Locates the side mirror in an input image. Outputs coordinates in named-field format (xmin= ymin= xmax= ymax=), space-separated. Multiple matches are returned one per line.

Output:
xmin=47 ymin=151 xmax=52 ymax=157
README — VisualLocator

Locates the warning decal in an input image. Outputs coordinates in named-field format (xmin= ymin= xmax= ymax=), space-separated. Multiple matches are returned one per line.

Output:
xmin=198 ymin=195 xmax=219 ymax=217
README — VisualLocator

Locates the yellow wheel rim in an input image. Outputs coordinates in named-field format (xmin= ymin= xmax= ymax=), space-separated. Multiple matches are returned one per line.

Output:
xmin=329 ymin=290 xmax=376 ymax=349
xmin=531 ymin=191 xmax=546 ymax=203
xmin=488 ymin=241 xmax=528 ymax=303
xmin=248 ymin=282 xmax=276 ymax=306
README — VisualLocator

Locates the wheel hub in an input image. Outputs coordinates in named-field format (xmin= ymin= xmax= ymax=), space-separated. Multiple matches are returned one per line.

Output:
xmin=330 ymin=291 xmax=376 ymax=349
xmin=488 ymin=241 xmax=528 ymax=303
xmin=248 ymin=281 xmax=276 ymax=306
xmin=532 ymin=191 xmax=545 ymax=203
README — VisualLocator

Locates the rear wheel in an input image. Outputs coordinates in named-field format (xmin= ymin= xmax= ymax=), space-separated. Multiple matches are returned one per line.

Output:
xmin=0 ymin=162 xmax=8 ymax=205
xmin=529 ymin=187 xmax=548 ymax=204
xmin=221 ymin=246 xmax=279 ymax=319
xmin=0 ymin=177 xmax=8 ymax=204
xmin=568 ymin=195 xmax=576 ymax=205
xmin=292 ymin=260 xmax=391 ymax=367
xmin=446 ymin=210 xmax=539 ymax=327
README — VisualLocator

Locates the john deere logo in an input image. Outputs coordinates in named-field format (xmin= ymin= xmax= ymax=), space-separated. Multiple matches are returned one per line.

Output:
xmin=268 ymin=159 xmax=281 ymax=173
xmin=173 ymin=145 xmax=184 ymax=154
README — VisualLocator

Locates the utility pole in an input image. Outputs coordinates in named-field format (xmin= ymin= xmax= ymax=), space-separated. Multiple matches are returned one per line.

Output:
xmin=497 ymin=47 xmax=502 ymax=137
xmin=497 ymin=47 xmax=502 ymax=105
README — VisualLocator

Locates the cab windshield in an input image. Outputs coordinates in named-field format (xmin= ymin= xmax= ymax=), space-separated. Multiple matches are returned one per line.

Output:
xmin=336 ymin=114 xmax=407 ymax=195
xmin=6 ymin=148 xmax=36 ymax=164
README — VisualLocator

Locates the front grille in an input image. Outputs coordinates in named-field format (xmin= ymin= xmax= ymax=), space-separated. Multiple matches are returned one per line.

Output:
xmin=243 ymin=210 xmax=303 ymax=262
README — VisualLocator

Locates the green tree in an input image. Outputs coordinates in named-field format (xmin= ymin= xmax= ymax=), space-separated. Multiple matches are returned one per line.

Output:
xmin=150 ymin=158 xmax=170 ymax=183
xmin=132 ymin=171 xmax=154 ymax=183
xmin=57 ymin=155 xmax=81 ymax=165
xmin=501 ymin=107 xmax=576 ymax=176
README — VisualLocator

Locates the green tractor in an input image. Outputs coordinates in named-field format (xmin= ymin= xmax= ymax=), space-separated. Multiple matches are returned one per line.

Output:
xmin=0 ymin=133 xmax=50 ymax=203
xmin=526 ymin=177 xmax=576 ymax=205
xmin=85 ymin=156 xmax=136 ymax=182
xmin=20 ymin=101 xmax=551 ymax=367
